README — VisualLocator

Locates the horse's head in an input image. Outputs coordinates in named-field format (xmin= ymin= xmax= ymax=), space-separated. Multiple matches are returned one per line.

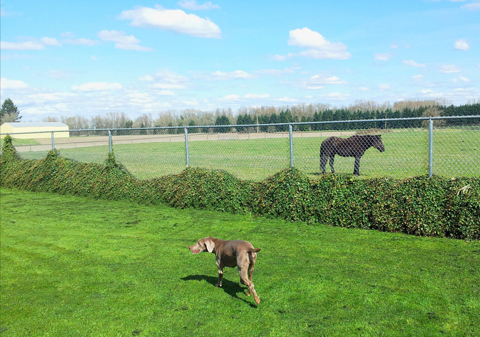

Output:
xmin=373 ymin=135 xmax=385 ymax=152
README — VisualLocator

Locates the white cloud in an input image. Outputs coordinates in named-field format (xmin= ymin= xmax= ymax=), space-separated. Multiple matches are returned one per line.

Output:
xmin=64 ymin=38 xmax=100 ymax=46
xmin=379 ymin=84 xmax=391 ymax=90
xmin=302 ymin=75 xmax=347 ymax=90
xmin=320 ymin=92 xmax=351 ymax=100
xmin=157 ymin=90 xmax=176 ymax=96
xmin=177 ymin=0 xmax=220 ymax=10
xmin=288 ymin=28 xmax=340 ymax=49
xmin=1 ymin=78 xmax=30 ymax=89
xmin=275 ymin=96 xmax=298 ymax=102
xmin=453 ymin=76 xmax=470 ymax=82
xmin=232 ymin=71 xmax=254 ymax=79
xmin=152 ymin=83 xmax=186 ymax=90
xmin=256 ymin=69 xmax=284 ymax=76
xmin=440 ymin=64 xmax=461 ymax=73
xmin=412 ymin=74 xmax=423 ymax=81
xmin=403 ymin=60 xmax=426 ymax=67
xmin=40 ymin=37 xmax=62 ymax=46
xmin=454 ymin=38 xmax=470 ymax=51
xmin=375 ymin=53 xmax=394 ymax=61
xmin=71 ymin=82 xmax=123 ymax=92
xmin=272 ymin=54 xmax=287 ymax=61
xmin=22 ymin=104 xmax=72 ymax=116
xmin=29 ymin=92 xmax=77 ymax=102
xmin=1 ymin=37 xmax=63 ymax=50
xmin=1 ymin=41 xmax=45 ymax=50
xmin=390 ymin=44 xmax=399 ymax=49
xmin=119 ymin=5 xmax=221 ymax=39
xmin=139 ymin=75 xmax=154 ymax=82
xmin=275 ymin=28 xmax=351 ymax=61
xmin=310 ymin=75 xmax=347 ymax=85
xmin=183 ymin=100 xmax=200 ymax=106
xmin=295 ymin=49 xmax=350 ymax=59
xmin=462 ymin=1 xmax=480 ymax=10
xmin=211 ymin=70 xmax=255 ymax=80
xmin=98 ymin=30 xmax=152 ymax=51
xmin=143 ymin=69 xmax=189 ymax=89
xmin=284 ymin=64 xmax=302 ymax=73
xmin=61 ymin=32 xmax=75 ymax=38
xmin=421 ymin=89 xmax=435 ymax=94
xmin=125 ymin=91 xmax=159 ymax=106
xmin=244 ymin=93 xmax=270 ymax=99
xmin=46 ymin=70 xmax=70 ymax=79
xmin=222 ymin=94 xmax=240 ymax=101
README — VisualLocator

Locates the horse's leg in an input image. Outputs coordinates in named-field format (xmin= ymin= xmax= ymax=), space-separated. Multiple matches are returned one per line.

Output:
xmin=353 ymin=156 xmax=361 ymax=176
xmin=320 ymin=153 xmax=328 ymax=174
xmin=329 ymin=155 xmax=335 ymax=173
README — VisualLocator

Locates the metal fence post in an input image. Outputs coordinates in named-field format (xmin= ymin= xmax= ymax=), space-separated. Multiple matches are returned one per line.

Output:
xmin=428 ymin=119 xmax=433 ymax=177
xmin=185 ymin=127 xmax=190 ymax=167
xmin=51 ymin=131 xmax=55 ymax=151
xmin=289 ymin=124 xmax=294 ymax=168
xmin=108 ymin=130 xmax=113 ymax=154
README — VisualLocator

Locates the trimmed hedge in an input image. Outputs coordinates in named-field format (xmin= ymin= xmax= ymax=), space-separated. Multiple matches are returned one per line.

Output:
xmin=1 ymin=135 xmax=479 ymax=240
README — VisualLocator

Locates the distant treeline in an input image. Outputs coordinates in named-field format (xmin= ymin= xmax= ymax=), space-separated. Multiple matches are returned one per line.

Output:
xmin=43 ymin=101 xmax=480 ymax=134
xmin=234 ymin=103 xmax=480 ymax=133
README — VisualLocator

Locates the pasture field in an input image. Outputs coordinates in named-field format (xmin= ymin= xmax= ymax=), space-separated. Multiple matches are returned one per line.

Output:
xmin=15 ymin=128 xmax=479 ymax=181
xmin=1 ymin=188 xmax=479 ymax=336
xmin=10 ymin=139 xmax=39 ymax=146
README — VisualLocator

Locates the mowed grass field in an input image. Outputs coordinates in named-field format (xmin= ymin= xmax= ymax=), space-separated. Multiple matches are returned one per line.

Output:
xmin=17 ymin=128 xmax=480 ymax=180
xmin=1 ymin=188 xmax=479 ymax=336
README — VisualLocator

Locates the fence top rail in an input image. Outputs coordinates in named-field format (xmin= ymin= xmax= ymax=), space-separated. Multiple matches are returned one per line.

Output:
xmin=1 ymin=115 xmax=479 ymax=136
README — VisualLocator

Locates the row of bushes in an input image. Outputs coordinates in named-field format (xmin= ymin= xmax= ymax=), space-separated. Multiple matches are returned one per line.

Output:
xmin=1 ymin=135 xmax=479 ymax=240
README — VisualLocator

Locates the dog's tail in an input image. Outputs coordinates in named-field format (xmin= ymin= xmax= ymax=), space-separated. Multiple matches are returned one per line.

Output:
xmin=249 ymin=248 xmax=261 ymax=253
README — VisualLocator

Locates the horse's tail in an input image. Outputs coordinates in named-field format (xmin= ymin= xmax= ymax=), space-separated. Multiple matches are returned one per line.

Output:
xmin=320 ymin=137 xmax=333 ymax=174
xmin=320 ymin=138 xmax=327 ymax=156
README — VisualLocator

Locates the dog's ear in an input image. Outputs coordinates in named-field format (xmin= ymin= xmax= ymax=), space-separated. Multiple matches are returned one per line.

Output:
xmin=205 ymin=238 xmax=215 ymax=253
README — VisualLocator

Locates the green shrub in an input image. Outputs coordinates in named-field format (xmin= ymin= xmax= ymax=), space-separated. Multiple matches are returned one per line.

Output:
xmin=1 ymin=135 xmax=478 ymax=240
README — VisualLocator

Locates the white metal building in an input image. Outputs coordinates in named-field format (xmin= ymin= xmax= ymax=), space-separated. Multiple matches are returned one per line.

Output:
xmin=0 ymin=122 xmax=69 ymax=139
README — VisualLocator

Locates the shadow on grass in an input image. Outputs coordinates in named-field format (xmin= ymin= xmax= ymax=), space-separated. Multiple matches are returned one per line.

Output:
xmin=181 ymin=274 xmax=257 ymax=308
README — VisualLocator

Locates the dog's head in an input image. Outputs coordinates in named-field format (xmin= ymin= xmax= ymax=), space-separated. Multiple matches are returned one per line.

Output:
xmin=189 ymin=237 xmax=215 ymax=254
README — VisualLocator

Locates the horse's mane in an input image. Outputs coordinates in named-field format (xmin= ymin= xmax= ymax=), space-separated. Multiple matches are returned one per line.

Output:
xmin=351 ymin=134 xmax=380 ymax=141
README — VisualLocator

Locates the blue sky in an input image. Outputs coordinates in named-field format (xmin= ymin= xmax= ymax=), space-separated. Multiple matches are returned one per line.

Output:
xmin=1 ymin=0 xmax=479 ymax=121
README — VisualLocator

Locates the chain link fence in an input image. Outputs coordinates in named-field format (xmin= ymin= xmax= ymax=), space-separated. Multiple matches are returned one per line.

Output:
xmin=2 ymin=116 xmax=479 ymax=181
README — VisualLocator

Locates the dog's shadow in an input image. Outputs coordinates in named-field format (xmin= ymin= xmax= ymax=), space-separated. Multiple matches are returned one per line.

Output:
xmin=181 ymin=275 xmax=257 ymax=307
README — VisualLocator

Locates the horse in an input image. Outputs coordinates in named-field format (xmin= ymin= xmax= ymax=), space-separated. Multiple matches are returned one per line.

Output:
xmin=320 ymin=135 xmax=385 ymax=176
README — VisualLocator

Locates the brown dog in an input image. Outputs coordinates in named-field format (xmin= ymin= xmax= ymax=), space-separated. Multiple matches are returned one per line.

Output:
xmin=189 ymin=237 xmax=261 ymax=304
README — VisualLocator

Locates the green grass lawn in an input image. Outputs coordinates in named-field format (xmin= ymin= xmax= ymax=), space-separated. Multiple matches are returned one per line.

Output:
xmin=16 ymin=128 xmax=480 ymax=181
xmin=11 ymin=138 xmax=40 ymax=146
xmin=1 ymin=188 xmax=479 ymax=336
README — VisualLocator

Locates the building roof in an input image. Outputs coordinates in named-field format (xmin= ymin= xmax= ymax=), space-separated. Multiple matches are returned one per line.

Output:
xmin=4 ymin=122 xmax=68 ymax=128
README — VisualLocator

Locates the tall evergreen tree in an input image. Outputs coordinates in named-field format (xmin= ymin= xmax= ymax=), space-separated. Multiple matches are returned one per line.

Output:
xmin=0 ymin=98 xmax=22 ymax=124
xmin=215 ymin=115 xmax=231 ymax=133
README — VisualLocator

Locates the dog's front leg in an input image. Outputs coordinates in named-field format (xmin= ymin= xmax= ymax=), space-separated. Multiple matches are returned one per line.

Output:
xmin=215 ymin=269 xmax=223 ymax=287
xmin=215 ymin=258 xmax=224 ymax=287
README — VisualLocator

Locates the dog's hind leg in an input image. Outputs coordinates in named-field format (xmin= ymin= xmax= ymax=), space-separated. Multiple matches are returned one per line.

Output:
xmin=238 ymin=266 xmax=260 ymax=304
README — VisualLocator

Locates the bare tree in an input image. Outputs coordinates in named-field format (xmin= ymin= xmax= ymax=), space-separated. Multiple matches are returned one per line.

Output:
xmin=61 ymin=115 xmax=90 ymax=129
xmin=105 ymin=112 xmax=130 ymax=129
xmin=42 ymin=116 xmax=59 ymax=122
xmin=422 ymin=106 xmax=446 ymax=127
